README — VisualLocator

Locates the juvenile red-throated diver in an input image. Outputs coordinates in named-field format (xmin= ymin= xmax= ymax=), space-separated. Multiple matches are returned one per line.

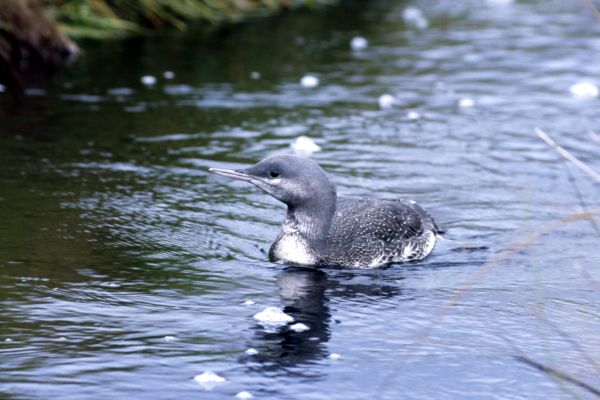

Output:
xmin=209 ymin=155 xmax=440 ymax=269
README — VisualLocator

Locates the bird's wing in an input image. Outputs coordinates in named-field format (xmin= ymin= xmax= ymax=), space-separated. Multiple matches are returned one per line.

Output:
xmin=331 ymin=198 xmax=424 ymax=244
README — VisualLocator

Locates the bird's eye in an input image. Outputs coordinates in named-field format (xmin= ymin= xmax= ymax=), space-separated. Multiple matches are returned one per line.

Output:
xmin=270 ymin=171 xmax=280 ymax=178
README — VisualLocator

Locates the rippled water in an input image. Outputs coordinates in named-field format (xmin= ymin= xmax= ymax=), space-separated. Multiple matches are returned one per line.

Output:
xmin=1 ymin=1 xmax=600 ymax=399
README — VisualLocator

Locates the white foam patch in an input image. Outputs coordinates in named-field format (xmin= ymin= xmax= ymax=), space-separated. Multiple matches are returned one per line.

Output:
xmin=291 ymin=136 xmax=321 ymax=154
xmin=193 ymin=371 xmax=226 ymax=390
xmin=236 ymin=391 xmax=254 ymax=399
xmin=245 ymin=348 xmax=258 ymax=355
xmin=407 ymin=111 xmax=421 ymax=120
xmin=487 ymin=0 xmax=514 ymax=4
xmin=163 ymin=71 xmax=175 ymax=80
xmin=163 ymin=335 xmax=177 ymax=342
xmin=350 ymin=36 xmax=369 ymax=51
xmin=300 ymin=75 xmax=319 ymax=88
xmin=329 ymin=353 xmax=342 ymax=360
xmin=289 ymin=323 xmax=310 ymax=332
xmin=243 ymin=300 xmax=255 ymax=306
xmin=458 ymin=97 xmax=475 ymax=108
xmin=141 ymin=75 xmax=157 ymax=86
xmin=250 ymin=71 xmax=261 ymax=80
xmin=253 ymin=307 xmax=294 ymax=326
xmin=403 ymin=7 xmax=429 ymax=29
xmin=378 ymin=94 xmax=395 ymax=109
xmin=569 ymin=82 xmax=599 ymax=98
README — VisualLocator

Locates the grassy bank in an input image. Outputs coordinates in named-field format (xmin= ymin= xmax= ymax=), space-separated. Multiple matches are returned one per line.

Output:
xmin=54 ymin=0 xmax=339 ymax=39
xmin=0 ymin=0 xmax=338 ymax=93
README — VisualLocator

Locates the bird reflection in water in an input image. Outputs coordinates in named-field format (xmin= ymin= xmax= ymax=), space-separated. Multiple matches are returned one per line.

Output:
xmin=243 ymin=266 xmax=404 ymax=377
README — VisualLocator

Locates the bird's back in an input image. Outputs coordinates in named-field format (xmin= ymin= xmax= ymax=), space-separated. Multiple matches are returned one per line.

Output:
xmin=318 ymin=197 xmax=438 ymax=268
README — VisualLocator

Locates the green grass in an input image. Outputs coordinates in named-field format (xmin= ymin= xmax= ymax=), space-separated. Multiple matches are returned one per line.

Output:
xmin=51 ymin=0 xmax=339 ymax=39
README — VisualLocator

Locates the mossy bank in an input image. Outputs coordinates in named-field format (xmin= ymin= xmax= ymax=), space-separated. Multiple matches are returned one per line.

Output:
xmin=0 ymin=0 xmax=338 ymax=94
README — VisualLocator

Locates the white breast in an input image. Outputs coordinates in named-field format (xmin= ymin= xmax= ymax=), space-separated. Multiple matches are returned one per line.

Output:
xmin=274 ymin=234 xmax=316 ymax=265
xmin=422 ymin=230 xmax=436 ymax=256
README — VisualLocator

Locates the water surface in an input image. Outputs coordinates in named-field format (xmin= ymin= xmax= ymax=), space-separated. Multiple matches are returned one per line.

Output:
xmin=1 ymin=1 xmax=600 ymax=399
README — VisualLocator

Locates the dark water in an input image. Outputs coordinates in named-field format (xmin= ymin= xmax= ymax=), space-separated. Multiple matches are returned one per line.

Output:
xmin=2 ymin=1 xmax=600 ymax=398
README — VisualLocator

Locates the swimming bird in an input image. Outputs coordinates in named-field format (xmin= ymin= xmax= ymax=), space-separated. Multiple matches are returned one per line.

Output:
xmin=209 ymin=155 xmax=440 ymax=269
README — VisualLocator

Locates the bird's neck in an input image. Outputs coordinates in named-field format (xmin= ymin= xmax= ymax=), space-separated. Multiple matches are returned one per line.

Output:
xmin=284 ymin=196 xmax=336 ymax=244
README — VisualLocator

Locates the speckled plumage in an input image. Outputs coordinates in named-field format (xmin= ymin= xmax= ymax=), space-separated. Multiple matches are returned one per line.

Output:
xmin=209 ymin=155 xmax=440 ymax=269
xmin=320 ymin=198 xmax=437 ymax=268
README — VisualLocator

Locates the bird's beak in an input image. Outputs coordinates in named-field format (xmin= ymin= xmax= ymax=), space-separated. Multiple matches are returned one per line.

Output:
xmin=208 ymin=167 xmax=253 ymax=183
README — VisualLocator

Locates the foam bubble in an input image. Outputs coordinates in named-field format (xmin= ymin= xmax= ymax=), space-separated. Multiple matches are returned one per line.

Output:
xmin=163 ymin=71 xmax=175 ymax=80
xmin=350 ymin=36 xmax=369 ymax=51
xmin=193 ymin=371 xmax=226 ymax=390
xmin=403 ymin=7 xmax=429 ymax=29
xmin=236 ymin=391 xmax=254 ymax=399
xmin=300 ymin=75 xmax=319 ymax=88
xmin=141 ymin=75 xmax=157 ymax=86
xmin=378 ymin=94 xmax=396 ymax=109
xmin=407 ymin=111 xmax=421 ymax=120
xmin=289 ymin=323 xmax=310 ymax=332
xmin=487 ymin=0 xmax=514 ymax=4
xmin=458 ymin=97 xmax=475 ymax=108
xmin=291 ymin=136 xmax=321 ymax=154
xmin=253 ymin=307 xmax=294 ymax=326
xmin=569 ymin=82 xmax=599 ymax=98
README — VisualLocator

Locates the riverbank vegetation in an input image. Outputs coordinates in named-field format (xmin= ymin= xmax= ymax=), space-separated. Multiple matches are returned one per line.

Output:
xmin=0 ymin=0 xmax=338 ymax=93
xmin=54 ymin=0 xmax=339 ymax=39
